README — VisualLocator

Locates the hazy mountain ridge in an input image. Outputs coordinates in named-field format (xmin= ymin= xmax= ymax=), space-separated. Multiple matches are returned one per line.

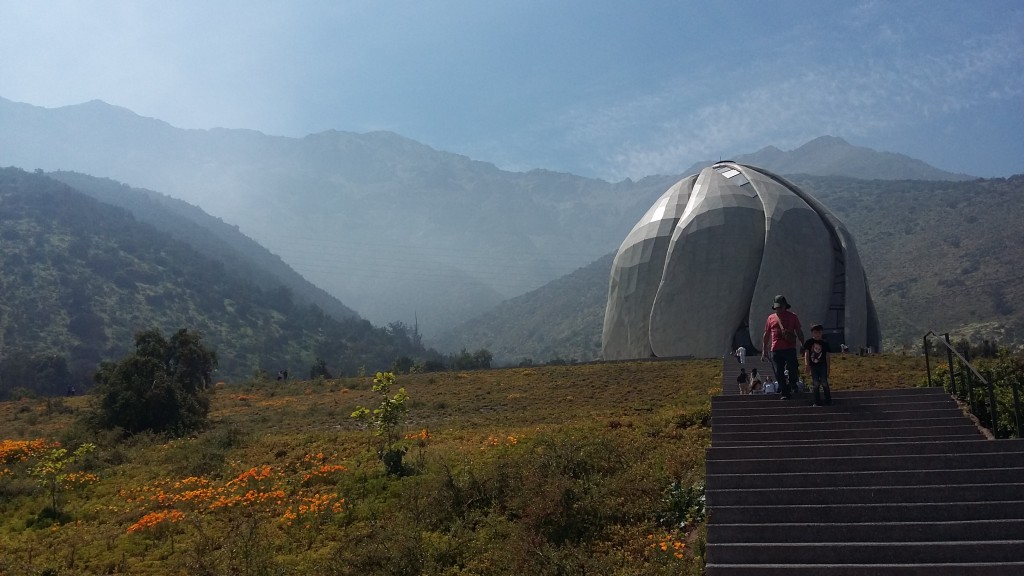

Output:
xmin=46 ymin=171 xmax=359 ymax=323
xmin=0 ymin=168 xmax=432 ymax=395
xmin=438 ymin=175 xmax=1024 ymax=362
xmin=0 ymin=97 xmax=681 ymax=335
xmin=431 ymin=253 xmax=614 ymax=363
xmin=0 ymin=97 xmax=987 ymax=348
xmin=686 ymin=136 xmax=975 ymax=181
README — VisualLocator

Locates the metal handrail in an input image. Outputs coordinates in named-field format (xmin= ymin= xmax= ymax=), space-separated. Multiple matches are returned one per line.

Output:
xmin=924 ymin=331 xmax=1023 ymax=438
xmin=924 ymin=331 xmax=991 ymax=384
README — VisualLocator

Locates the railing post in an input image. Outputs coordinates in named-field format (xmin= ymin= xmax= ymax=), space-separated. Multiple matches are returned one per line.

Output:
xmin=930 ymin=331 xmax=1006 ymax=438
xmin=943 ymin=333 xmax=956 ymax=396
xmin=1012 ymin=377 xmax=1022 ymax=439
xmin=987 ymin=378 xmax=1000 ymax=439
xmin=924 ymin=332 xmax=932 ymax=387
xmin=966 ymin=360 xmax=976 ymax=417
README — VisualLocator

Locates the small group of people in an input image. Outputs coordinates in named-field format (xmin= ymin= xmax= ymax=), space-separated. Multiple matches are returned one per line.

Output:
xmin=737 ymin=294 xmax=833 ymax=406
xmin=736 ymin=367 xmax=778 ymax=395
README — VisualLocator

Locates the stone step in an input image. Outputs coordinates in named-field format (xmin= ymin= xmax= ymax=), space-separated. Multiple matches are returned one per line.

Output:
xmin=713 ymin=392 xmax=955 ymax=406
xmin=707 ymin=452 xmax=1024 ymax=474
xmin=712 ymin=385 xmax=950 ymax=403
xmin=712 ymin=416 xmax=973 ymax=433
xmin=706 ymin=467 xmax=1024 ymax=489
xmin=716 ymin=385 xmax=946 ymax=399
xmin=706 ymin=519 xmax=1024 ymax=543
xmin=709 ymin=501 xmax=1024 ymax=524
xmin=706 ymin=439 xmax=1024 ymax=461
xmin=705 ymin=540 xmax=1024 ymax=565
xmin=712 ymin=424 xmax=982 ymax=444
xmin=716 ymin=432 xmax=978 ymax=446
xmin=712 ymin=391 xmax=950 ymax=405
xmin=705 ymin=483 xmax=1024 ymax=507
xmin=712 ymin=408 xmax=964 ymax=426
xmin=713 ymin=432 xmax=982 ymax=446
xmin=705 ymin=563 xmax=1024 ymax=576
xmin=716 ymin=416 xmax=978 ymax=434
xmin=712 ymin=400 xmax=958 ymax=418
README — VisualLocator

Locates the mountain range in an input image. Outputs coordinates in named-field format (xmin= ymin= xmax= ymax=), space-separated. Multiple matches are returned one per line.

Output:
xmin=434 ymin=175 xmax=1024 ymax=363
xmin=0 ymin=97 xmax=680 ymax=336
xmin=685 ymin=136 xmax=974 ymax=182
xmin=2 ymin=97 xmax=976 ymax=340
xmin=0 ymin=167 xmax=433 ymax=397
xmin=1 ymin=96 xmax=1017 ymax=369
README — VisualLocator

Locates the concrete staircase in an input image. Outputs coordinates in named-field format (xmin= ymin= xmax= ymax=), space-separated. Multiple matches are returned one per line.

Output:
xmin=704 ymin=386 xmax=1024 ymax=575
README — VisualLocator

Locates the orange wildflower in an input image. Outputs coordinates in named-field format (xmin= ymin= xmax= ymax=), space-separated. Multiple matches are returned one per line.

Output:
xmin=0 ymin=439 xmax=54 ymax=464
xmin=127 ymin=509 xmax=186 ymax=534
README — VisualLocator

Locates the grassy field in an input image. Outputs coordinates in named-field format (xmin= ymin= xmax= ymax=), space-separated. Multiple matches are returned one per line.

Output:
xmin=0 ymin=354 xmax=928 ymax=575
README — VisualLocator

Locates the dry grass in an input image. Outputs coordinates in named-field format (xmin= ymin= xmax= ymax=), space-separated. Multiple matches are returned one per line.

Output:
xmin=0 ymin=354 xmax=931 ymax=575
xmin=828 ymin=352 xmax=929 ymax=391
xmin=0 ymin=355 xmax=924 ymax=444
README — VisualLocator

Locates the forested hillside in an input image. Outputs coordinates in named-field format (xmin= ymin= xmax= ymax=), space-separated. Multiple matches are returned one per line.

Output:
xmin=0 ymin=168 xmax=432 ymax=397
xmin=435 ymin=175 xmax=1024 ymax=362
xmin=798 ymin=174 xmax=1024 ymax=347
xmin=47 ymin=171 xmax=359 ymax=323
xmin=431 ymin=254 xmax=613 ymax=364
xmin=0 ymin=97 xmax=682 ymax=334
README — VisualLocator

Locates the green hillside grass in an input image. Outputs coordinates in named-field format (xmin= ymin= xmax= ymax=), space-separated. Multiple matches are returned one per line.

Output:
xmin=798 ymin=174 xmax=1024 ymax=349
xmin=0 ymin=355 xmax=926 ymax=575
xmin=0 ymin=167 xmax=434 ymax=394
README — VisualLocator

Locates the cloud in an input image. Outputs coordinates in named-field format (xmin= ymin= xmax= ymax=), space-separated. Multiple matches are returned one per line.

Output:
xmin=572 ymin=20 xmax=1024 ymax=181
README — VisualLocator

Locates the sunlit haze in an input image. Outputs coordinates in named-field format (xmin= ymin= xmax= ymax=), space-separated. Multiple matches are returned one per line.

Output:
xmin=1 ymin=0 xmax=1022 ymax=180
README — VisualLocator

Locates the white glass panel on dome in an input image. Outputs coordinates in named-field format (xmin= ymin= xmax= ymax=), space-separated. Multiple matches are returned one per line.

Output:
xmin=650 ymin=197 xmax=669 ymax=222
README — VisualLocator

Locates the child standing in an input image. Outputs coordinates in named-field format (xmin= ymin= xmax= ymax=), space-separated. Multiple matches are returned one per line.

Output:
xmin=803 ymin=324 xmax=831 ymax=406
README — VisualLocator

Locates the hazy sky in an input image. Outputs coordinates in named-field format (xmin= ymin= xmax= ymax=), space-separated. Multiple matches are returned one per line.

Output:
xmin=1 ymin=0 xmax=1022 ymax=180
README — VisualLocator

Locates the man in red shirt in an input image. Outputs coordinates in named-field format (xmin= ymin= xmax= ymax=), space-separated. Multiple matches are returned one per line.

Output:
xmin=761 ymin=295 xmax=805 ymax=400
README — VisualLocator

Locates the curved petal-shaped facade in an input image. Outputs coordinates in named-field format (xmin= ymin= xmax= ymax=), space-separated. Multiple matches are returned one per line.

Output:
xmin=603 ymin=162 xmax=880 ymax=359
xmin=602 ymin=176 xmax=696 ymax=359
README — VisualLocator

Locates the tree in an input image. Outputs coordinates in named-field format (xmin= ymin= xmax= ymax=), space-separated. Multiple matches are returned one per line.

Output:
xmin=30 ymin=442 xmax=95 ymax=518
xmin=472 ymin=348 xmax=493 ymax=370
xmin=0 ymin=354 xmax=74 ymax=398
xmin=166 ymin=329 xmax=218 ymax=391
xmin=391 ymin=356 xmax=414 ymax=374
xmin=351 ymin=372 xmax=410 ymax=475
xmin=453 ymin=348 xmax=493 ymax=370
xmin=309 ymin=357 xmax=333 ymax=379
xmin=91 ymin=328 xmax=217 ymax=435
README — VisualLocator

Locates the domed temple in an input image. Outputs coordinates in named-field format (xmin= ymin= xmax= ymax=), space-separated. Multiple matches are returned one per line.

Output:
xmin=602 ymin=162 xmax=881 ymax=359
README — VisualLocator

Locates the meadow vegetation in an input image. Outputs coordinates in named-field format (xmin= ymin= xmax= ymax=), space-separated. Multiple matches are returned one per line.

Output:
xmin=0 ymin=354 xmax=928 ymax=575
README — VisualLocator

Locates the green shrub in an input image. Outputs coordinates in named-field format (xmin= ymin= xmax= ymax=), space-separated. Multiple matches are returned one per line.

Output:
xmin=91 ymin=328 xmax=216 ymax=436
xmin=659 ymin=480 xmax=706 ymax=530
